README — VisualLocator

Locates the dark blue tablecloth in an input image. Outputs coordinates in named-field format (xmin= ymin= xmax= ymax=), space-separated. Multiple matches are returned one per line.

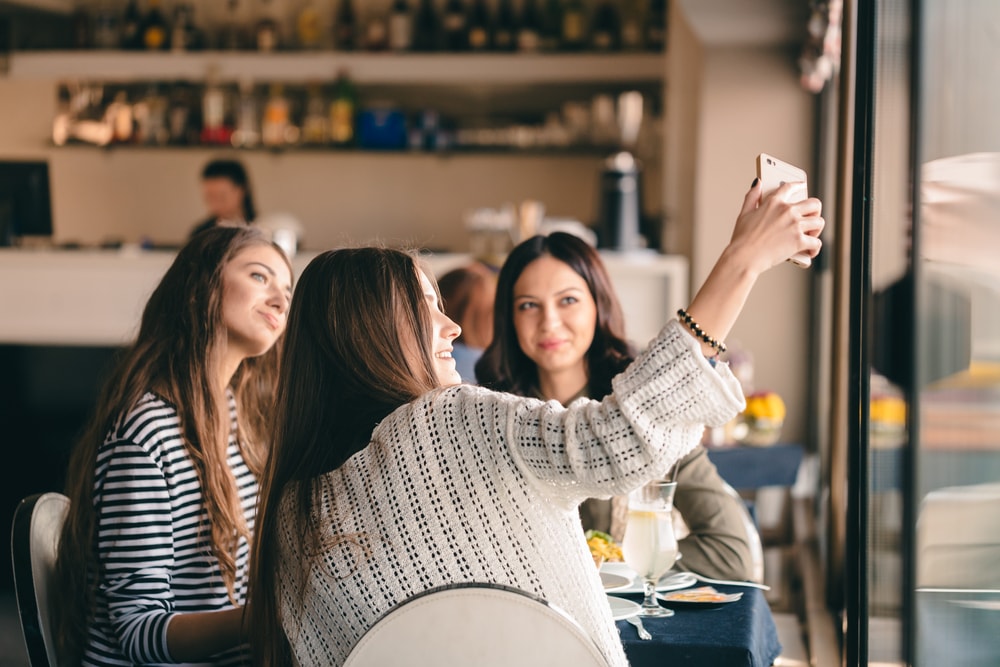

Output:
xmin=616 ymin=585 xmax=782 ymax=667
xmin=707 ymin=443 xmax=804 ymax=491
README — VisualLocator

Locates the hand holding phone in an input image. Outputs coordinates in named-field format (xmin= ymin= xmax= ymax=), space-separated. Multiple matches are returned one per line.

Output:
xmin=756 ymin=153 xmax=811 ymax=268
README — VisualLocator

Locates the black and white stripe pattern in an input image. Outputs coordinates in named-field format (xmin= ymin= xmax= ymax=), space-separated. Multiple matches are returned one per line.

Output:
xmin=82 ymin=392 xmax=256 ymax=666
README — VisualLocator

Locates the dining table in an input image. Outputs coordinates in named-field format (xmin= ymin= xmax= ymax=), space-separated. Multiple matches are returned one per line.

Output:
xmin=613 ymin=584 xmax=782 ymax=667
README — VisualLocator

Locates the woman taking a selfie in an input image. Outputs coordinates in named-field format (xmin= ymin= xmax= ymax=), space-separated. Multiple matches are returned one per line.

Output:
xmin=248 ymin=180 xmax=823 ymax=667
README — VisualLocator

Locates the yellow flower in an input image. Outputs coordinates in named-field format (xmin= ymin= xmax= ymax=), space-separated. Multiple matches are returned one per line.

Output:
xmin=871 ymin=396 xmax=906 ymax=425
xmin=744 ymin=391 xmax=786 ymax=421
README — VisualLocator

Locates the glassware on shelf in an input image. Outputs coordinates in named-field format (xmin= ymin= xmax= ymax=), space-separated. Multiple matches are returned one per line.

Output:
xmin=622 ymin=480 xmax=678 ymax=617
xmin=232 ymin=78 xmax=260 ymax=148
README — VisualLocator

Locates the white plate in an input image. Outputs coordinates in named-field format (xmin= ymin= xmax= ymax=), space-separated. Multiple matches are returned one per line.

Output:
xmin=600 ymin=571 xmax=632 ymax=591
xmin=606 ymin=595 xmax=641 ymax=620
xmin=599 ymin=562 xmax=697 ymax=595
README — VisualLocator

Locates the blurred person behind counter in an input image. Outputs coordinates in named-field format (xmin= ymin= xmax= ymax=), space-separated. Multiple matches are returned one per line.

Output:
xmin=190 ymin=159 xmax=257 ymax=238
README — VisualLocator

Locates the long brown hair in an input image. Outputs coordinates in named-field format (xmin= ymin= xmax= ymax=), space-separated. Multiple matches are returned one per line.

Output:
xmin=53 ymin=226 xmax=289 ymax=663
xmin=248 ymin=247 xmax=440 ymax=666
xmin=476 ymin=232 xmax=635 ymax=396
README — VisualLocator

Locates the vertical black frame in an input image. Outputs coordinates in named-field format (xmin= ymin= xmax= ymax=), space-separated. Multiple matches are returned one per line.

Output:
xmin=846 ymin=0 xmax=876 ymax=664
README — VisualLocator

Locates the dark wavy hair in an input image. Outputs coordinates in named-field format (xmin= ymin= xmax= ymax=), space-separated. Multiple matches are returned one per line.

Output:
xmin=202 ymin=158 xmax=256 ymax=222
xmin=248 ymin=247 xmax=441 ymax=666
xmin=475 ymin=232 xmax=636 ymax=398
xmin=53 ymin=226 xmax=288 ymax=664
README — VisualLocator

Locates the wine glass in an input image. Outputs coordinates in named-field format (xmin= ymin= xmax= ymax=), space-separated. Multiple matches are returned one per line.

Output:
xmin=621 ymin=480 xmax=678 ymax=617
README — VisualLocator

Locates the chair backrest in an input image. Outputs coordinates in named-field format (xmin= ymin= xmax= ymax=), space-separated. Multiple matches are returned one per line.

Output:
xmin=11 ymin=492 xmax=70 ymax=667
xmin=343 ymin=583 xmax=611 ymax=667
xmin=917 ymin=482 xmax=1000 ymax=588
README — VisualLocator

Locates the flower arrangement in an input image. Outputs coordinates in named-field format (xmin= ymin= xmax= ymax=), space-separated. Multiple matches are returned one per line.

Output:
xmin=739 ymin=391 xmax=786 ymax=447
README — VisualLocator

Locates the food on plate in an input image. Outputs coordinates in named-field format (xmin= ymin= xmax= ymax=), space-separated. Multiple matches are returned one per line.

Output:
xmin=661 ymin=586 xmax=733 ymax=603
xmin=586 ymin=529 xmax=623 ymax=564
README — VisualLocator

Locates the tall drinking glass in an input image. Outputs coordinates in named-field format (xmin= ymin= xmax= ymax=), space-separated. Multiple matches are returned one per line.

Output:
xmin=622 ymin=480 xmax=678 ymax=617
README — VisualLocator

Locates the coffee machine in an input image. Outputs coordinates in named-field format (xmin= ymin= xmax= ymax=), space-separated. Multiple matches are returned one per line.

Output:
xmin=595 ymin=91 xmax=650 ymax=252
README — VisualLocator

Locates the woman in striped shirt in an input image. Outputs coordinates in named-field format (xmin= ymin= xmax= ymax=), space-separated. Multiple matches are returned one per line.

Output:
xmin=53 ymin=226 xmax=292 ymax=666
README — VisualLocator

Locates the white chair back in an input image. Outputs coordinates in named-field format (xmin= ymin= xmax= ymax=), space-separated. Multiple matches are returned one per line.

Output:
xmin=917 ymin=483 xmax=1000 ymax=588
xmin=343 ymin=583 xmax=611 ymax=667
xmin=10 ymin=492 xmax=70 ymax=667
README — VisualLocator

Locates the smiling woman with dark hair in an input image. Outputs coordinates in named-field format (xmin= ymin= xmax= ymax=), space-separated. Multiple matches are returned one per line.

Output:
xmin=476 ymin=231 xmax=758 ymax=581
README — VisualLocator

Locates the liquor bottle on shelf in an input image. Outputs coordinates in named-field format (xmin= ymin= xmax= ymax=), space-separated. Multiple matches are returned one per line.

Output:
xmin=329 ymin=70 xmax=358 ymax=147
xmin=517 ymin=0 xmax=542 ymax=52
xmin=262 ymin=83 xmax=291 ymax=147
xmin=255 ymin=0 xmax=281 ymax=51
xmin=441 ymin=0 xmax=468 ymax=51
xmin=167 ymin=83 xmax=195 ymax=145
xmin=140 ymin=0 xmax=170 ymax=50
xmin=412 ymin=0 xmax=439 ymax=52
xmin=200 ymin=69 xmax=233 ymax=145
xmin=71 ymin=1 xmax=91 ymax=49
xmin=589 ymin=0 xmax=619 ymax=51
xmin=333 ymin=0 xmax=357 ymax=51
xmin=619 ymin=0 xmax=644 ymax=51
xmin=92 ymin=0 xmax=120 ymax=50
xmin=364 ymin=11 xmax=389 ymax=51
xmin=170 ymin=3 xmax=203 ymax=52
xmin=217 ymin=0 xmax=247 ymax=50
xmin=133 ymin=84 xmax=170 ymax=145
xmin=232 ymin=78 xmax=260 ymax=148
xmin=645 ymin=0 xmax=667 ymax=51
xmin=120 ymin=0 xmax=142 ymax=49
xmin=540 ymin=0 xmax=562 ymax=51
xmin=301 ymin=83 xmax=329 ymax=145
xmin=106 ymin=90 xmax=135 ymax=144
xmin=492 ymin=0 xmax=517 ymax=52
xmin=388 ymin=0 xmax=414 ymax=52
xmin=560 ymin=0 xmax=587 ymax=51
xmin=466 ymin=0 xmax=491 ymax=51
xmin=297 ymin=0 xmax=324 ymax=50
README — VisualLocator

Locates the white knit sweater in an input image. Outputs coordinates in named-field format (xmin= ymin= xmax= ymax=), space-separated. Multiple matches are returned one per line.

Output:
xmin=276 ymin=319 xmax=746 ymax=666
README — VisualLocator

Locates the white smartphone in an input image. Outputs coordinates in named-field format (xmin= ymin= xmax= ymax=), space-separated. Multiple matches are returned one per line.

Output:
xmin=756 ymin=153 xmax=811 ymax=268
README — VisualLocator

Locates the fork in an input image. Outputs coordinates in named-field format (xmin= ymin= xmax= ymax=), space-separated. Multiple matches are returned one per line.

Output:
xmin=688 ymin=572 xmax=771 ymax=591
xmin=625 ymin=615 xmax=651 ymax=640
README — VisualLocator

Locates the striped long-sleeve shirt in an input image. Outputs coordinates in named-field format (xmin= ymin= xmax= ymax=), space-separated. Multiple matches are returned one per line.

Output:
xmin=82 ymin=392 xmax=257 ymax=666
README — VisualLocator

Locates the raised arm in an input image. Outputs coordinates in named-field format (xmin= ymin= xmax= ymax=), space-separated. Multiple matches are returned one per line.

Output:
xmin=683 ymin=180 xmax=825 ymax=357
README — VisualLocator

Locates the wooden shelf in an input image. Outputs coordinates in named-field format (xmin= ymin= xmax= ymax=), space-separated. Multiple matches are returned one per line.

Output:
xmin=5 ymin=51 xmax=667 ymax=85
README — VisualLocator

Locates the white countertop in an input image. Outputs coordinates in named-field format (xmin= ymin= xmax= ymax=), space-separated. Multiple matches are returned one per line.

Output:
xmin=0 ymin=248 xmax=688 ymax=347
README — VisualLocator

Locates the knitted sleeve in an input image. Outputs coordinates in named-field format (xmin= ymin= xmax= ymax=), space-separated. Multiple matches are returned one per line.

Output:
xmin=490 ymin=319 xmax=745 ymax=503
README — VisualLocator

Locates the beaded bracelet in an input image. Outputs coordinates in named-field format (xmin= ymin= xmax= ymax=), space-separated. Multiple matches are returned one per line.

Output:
xmin=676 ymin=308 xmax=728 ymax=354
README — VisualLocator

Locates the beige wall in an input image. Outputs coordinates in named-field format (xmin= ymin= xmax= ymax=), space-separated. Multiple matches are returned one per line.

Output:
xmin=692 ymin=47 xmax=816 ymax=443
